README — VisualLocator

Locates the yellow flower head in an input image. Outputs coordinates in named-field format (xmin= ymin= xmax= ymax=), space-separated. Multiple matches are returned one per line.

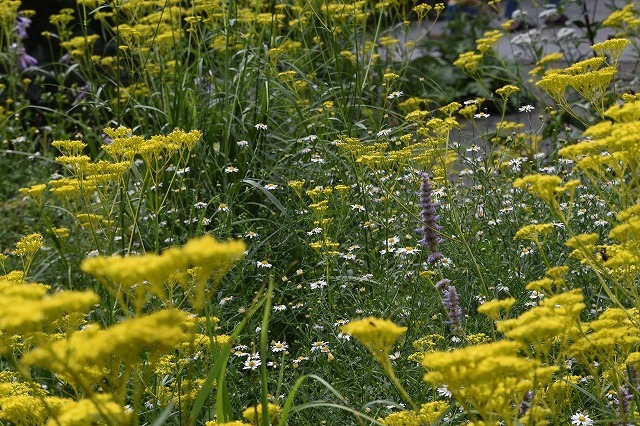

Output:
xmin=18 ymin=184 xmax=46 ymax=205
xmin=422 ymin=340 xmax=557 ymax=421
xmin=564 ymin=233 xmax=599 ymax=250
xmin=439 ymin=102 xmax=462 ymax=116
xmin=536 ymin=73 xmax=572 ymax=103
xmin=537 ymin=52 xmax=564 ymax=66
xmin=14 ymin=233 xmax=44 ymax=259
xmin=513 ymin=223 xmax=555 ymax=242
xmin=23 ymin=309 xmax=192 ymax=386
xmin=513 ymin=174 xmax=563 ymax=204
xmin=380 ymin=401 xmax=448 ymax=425
xmin=604 ymin=101 xmax=640 ymax=123
xmin=341 ymin=317 xmax=407 ymax=363
xmin=0 ymin=271 xmax=24 ymax=283
xmin=384 ymin=72 xmax=400 ymax=82
xmin=412 ymin=4 xmax=432 ymax=19
xmin=0 ymin=280 xmax=98 ymax=334
xmin=242 ymin=403 xmax=281 ymax=424
xmin=453 ymin=51 xmax=483 ymax=74
xmin=592 ymin=38 xmax=631 ymax=64
xmin=477 ymin=298 xmax=516 ymax=320
xmin=52 ymin=139 xmax=87 ymax=156
xmin=379 ymin=36 xmax=399 ymax=47
xmin=602 ymin=4 xmax=636 ymax=28
xmin=497 ymin=290 xmax=584 ymax=346
xmin=476 ymin=29 xmax=503 ymax=53
xmin=47 ymin=394 xmax=130 ymax=426
xmin=495 ymin=84 xmax=520 ymax=100
xmin=82 ymin=235 xmax=245 ymax=310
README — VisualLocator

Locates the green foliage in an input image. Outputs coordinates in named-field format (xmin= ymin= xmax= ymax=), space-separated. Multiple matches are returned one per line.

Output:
xmin=1 ymin=0 xmax=640 ymax=425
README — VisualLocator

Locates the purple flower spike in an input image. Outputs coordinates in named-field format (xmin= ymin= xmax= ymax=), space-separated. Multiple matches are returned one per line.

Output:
xmin=442 ymin=285 xmax=462 ymax=328
xmin=417 ymin=172 xmax=443 ymax=263
xmin=617 ymin=366 xmax=638 ymax=421
xmin=519 ymin=391 xmax=534 ymax=416
xmin=74 ymin=83 xmax=93 ymax=104
xmin=435 ymin=278 xmax=450 ymax=291
xmin=10 ymin=43 xmax=37 ymax=70
xmin=617 ymin=385 xmax=633 ymax=418
xmin=428 ymin=251 xmax=444 ymax=264
xmin=14 ymin=15 xmax=31 ymax=39
xmin=18 ymin=51 xmax=37 ymax=70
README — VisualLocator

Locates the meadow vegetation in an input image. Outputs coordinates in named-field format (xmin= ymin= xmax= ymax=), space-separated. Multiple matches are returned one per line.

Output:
xmin=1 ymin=0 xmax=640 ymax=424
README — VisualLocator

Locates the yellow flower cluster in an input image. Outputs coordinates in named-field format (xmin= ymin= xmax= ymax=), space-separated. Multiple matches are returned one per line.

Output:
xmin=242 ymin=403 xmax=281 ymax=424
xmin=0 ymin=280 xmax=97 ymax=336
xmin=0 ymin=0 xmax=21 ymax=43
xmin=513 ymin=223 xmax=554 ymax=243
xmin=559 ymin=100 xmax=640 ymax=176
xmin=14 ymin=233 xmax=43 ymax=259
xmin=453 ymin=51 xmax=483 ymax=75
xmin=0 ymin=376 xmax=69 ymax=425
xmin=0 ymin=270 xmax=24 ymax=283
xmin=48 ymin=394 xmax=131 ymax=426
xmin=602 ymin=3 xmax=640 ymax=37
xmin=81 ymin=234 xmax=245 ymax=310
xmin=0 ymin=227 xmax=246 ymax=423
xmin=591 ymin=38 xmax=631 ymax=65
xmin=477 ymin=297 xmax=516 ymax=321
xmin=421 ymin=290 xmax=586 ymax=423
xmin=23 ymin=309 xmax=192 ymax=387
xmin=308 ymin=239 xmax=341 ymax=256
xmin=337 ymin=107 xmax=457 ymax=178
xmin=341 ymin=317 xmax=407 ymax=365
xmin=536 ymin=43 xmax=628 ymax=119
xmin=495 ymin=84 xmax=519 ymax=100
xmin=529 ymin=52 xmax=564 ymax=77
xmin=525 ymin=265 xmax=569 ymax=294
xmin=18 ymin=184 xmax=47 ymax=206
xmin=475 ymin=29 xmax=503 ymax=54
xmin=60 ymin=34 xmax=101 ymax=60
xmin=497 ymin=290 xmax=584 ymax=354
xmin=408 ymin=334 xmax=444 ymax=363
xmin=379 ymin=401 xmax=449 ymax=425
xmin=554 ymin=99 xmax=640 ymax=282
xmin=570 ymin=307 xmax=640 ymax=361
xmin=602 ymin=204 xmax=640 ymax=278
xmin=513 ymin=174 xmax=579 ymax=205
xmin=8 ymin=233 xmax=44 ymax=277
xmin=423 ymin=340 xmax=557 ymax=423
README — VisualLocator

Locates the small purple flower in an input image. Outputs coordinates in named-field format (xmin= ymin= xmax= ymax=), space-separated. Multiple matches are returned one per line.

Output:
xmin=14 ymin=15 xmax=31 ymax=39
xmin=417 ymin=172 xmax=443 ymax=263
xmin=617 ymin=385 xmax=633 ymax=418
xmin=74 ymin=83 xmax=93 ymax=104
xmin=60 ymin=53 xmax=73 ymax=64
xmin=519 ymin=390 xmax=534 ymax=416
xmin=10 ymin=43 xmax=37 ymax=71
xmin=442 ymin=285 xmax=462 ymax=328
xmin=435 ymin=278 xmax=450 ymax=291
xmin=617 ymin=366 xmax=638 ymax=421
xmin=18 ymin=52 xmax=37 ymax=70
xmin=428 ymin=252 xmax=444 ymax=264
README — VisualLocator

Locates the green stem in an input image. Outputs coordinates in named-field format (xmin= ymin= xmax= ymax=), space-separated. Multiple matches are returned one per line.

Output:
xmin=382 ymin=361 xmax=417 ymax=411
xmin=259 ymin=279 xmax=274 ymax=425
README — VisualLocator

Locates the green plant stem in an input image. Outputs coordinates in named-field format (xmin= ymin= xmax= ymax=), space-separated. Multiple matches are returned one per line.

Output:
xmin=189 ymin=285 xmax=266 ymax=425
xmin=382 ymin=362 xmax=417 ymax=411
xmin=259 ymin=278 xmax=274 ymax=426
